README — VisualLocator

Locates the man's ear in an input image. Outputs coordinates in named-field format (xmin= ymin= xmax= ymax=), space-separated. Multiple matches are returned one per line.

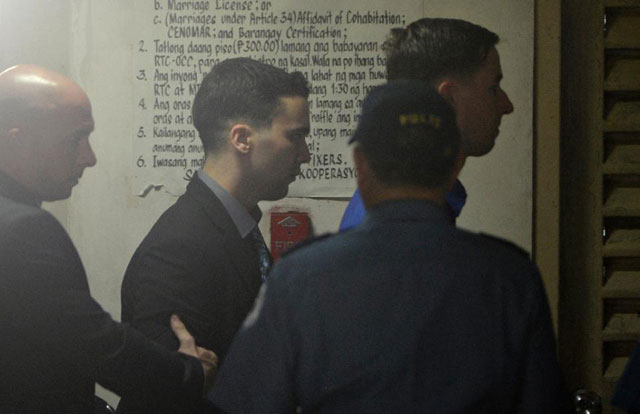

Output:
xmin=353 ymin=144 xmax=371 ymax=189
xmin=229 ymin=124 xmax=252 ymax=154
xmin=5 ymin=127 xmax=21 ymax=144
xmin=0 ymin=127 xmax=31 ymax=178
xmin=4 ymin=127 xmax=29 ymax=155
xmin=436 ymin=78 xmax=456 ymax=107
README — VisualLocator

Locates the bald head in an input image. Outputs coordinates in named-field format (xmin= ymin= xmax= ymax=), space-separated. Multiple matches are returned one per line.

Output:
xmin=0 ymin=65 xmax=96 ymax=202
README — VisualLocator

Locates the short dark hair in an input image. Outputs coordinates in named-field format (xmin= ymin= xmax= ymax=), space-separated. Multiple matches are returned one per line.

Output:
xmin=192 ymin=58 xmax=310 ymax=153
xmin=384 ymin=18 xmax=499 ymax=83
xmin=352 ymin=80 xmax=460 ymax=188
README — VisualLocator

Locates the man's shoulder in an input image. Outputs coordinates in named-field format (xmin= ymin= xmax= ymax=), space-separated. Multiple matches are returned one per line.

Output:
xmin=0 ymin=194 xmax=43 ymax=217
xmin=165 ymin=178 xmax=219 ymax=217
xmin=0 ymin=196 xmax=60 ymax=235
xmin=275 ymin=230 xmax=367 ymax=271
xmin=456 ymin=232 xmax=542 ymax=294
xmin=0 ymin=197 xmax=74 ymax=262
xmin=144 ymin=181 xmax=228 ymax=242
xmin=279 ymin=233 xmax=334 ymax=260
xmin=455 ymin=231 xmax=535 ymax=276
xmin=477 ymin=233 xmax=530 ymax=260
xmin=125 ymin=179 xmax=239 ymax=277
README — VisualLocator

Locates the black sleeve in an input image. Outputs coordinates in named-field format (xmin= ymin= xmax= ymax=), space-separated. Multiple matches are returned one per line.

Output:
xmin=120 ymin=213 xmax=259 ymax=366
xmin=121 ymin=231 xmax=216 ymax=352
xmin=0 ymin=210 xmax=203 ymax=401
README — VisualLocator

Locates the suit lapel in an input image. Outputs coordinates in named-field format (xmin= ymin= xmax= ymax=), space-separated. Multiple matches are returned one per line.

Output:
xmin=184 ymin=176 xmax=261 ymax=296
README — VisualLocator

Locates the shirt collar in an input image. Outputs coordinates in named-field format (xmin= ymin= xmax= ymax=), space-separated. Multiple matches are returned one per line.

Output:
xmin=197 ymin=169 xmax=260 ymax=238
xmin=364 ymin=198 xmax=452 ymax=227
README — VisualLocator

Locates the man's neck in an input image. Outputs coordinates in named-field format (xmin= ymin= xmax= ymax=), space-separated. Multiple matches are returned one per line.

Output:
xmin=360 ymin=184 xmax=447 ymax=211
xmin=202 ymin=158 xmax=258 ymax=210
xmin=0 ymin=169 xmax=43 ymax=206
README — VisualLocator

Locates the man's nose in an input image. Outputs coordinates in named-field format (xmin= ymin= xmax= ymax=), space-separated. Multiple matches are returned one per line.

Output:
xmin=501 ymin=89 xmax=514 ymax=115
xmin=299 ymin=139 xmax=311 ymax=164
xmin=79 ymin=138 xmax=97 ymax=168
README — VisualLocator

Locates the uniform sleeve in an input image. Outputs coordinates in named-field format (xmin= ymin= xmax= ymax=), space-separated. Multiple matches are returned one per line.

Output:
xmin=612 ymin=342 xmax=640 ymax=412
xmin=0 ymin=210 xmax=203 ymax=401
xmin=210 ymin=277 xmax=297 ymax=414
xmin=515 ymin=266 xmax=567 ymax=413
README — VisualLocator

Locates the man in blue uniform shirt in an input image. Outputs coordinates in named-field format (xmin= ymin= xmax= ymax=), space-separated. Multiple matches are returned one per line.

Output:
xmin=211 ymin=81 xmax=564 ymax=413
xmin=339 ymin=17 xmax=513 ymax=230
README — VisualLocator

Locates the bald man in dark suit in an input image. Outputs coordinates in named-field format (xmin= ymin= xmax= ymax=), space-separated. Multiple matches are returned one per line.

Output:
xmin=0 ymin=64 xmax=216 ymax=414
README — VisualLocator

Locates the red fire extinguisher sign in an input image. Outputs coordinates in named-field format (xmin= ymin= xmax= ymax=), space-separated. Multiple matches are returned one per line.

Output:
xmin=270 ymin=212 xmax=311 ymax=261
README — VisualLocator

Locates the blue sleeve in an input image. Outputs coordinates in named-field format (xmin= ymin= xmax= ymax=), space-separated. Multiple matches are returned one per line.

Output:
xmin=612 ymin=343 xmax=640 ymax=412
xmin=210 ymin=280 xmax=297 ymax=413
xmin=339 ymin=189 xmax=366 ymax=232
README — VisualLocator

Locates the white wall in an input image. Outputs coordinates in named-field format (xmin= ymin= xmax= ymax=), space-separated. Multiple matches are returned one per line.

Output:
xmin=1 ymin=0 xmax=533 ymax=407
xmin=0 ymin=0 xmax=73 ymax=226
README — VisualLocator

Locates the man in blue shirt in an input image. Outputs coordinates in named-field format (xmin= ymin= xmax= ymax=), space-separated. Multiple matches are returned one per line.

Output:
xmin=340 ymin=17 xmax=513 ymax=230
xmin=212 ymin=80 xmax=563 ymax=413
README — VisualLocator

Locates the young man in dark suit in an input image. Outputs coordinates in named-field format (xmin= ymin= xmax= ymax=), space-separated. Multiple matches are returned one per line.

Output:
xmin=0 ymin=64 xmax=217 ymax=414
xmin=119 ymin=57 xmax=311 ymax=413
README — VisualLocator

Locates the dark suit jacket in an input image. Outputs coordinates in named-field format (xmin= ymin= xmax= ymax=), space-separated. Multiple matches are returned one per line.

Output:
xmin=0 ymin=172 xmax=203 ymax=414
xmin=119 ymin=175 xmax=262 ymax=413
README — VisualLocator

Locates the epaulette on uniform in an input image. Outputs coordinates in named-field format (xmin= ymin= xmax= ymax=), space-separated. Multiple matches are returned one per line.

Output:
xmin=279 ymin=233 xmax=333 ymax=259
xmin=479 ymin=233 xmax=530 ymax=259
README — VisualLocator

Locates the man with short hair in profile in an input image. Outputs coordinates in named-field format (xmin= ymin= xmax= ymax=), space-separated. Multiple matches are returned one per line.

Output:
xmin=212 ymin=80 xmax=563 ymax=413
xmin=0 ymin=64 xmax=217 ymax=414
xmin=119 ymin=57 xmax=311 ymax=413
xmin=340 ymin=17 xmax=514 ymax=230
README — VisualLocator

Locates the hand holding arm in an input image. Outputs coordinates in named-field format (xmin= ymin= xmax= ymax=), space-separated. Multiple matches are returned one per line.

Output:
xmin=171 ymin=314 xmax=218 ymax=394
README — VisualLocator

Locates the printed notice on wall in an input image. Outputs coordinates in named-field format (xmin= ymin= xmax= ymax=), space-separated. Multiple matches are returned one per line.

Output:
xmin=131 ymin=0 xmax=422 ymax=197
